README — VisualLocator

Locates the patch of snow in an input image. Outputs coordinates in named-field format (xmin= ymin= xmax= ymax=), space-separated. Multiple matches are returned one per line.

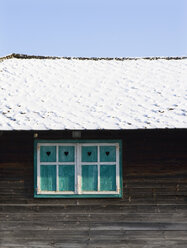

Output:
xmin=0 ymin=58 xmax=186 ymax=130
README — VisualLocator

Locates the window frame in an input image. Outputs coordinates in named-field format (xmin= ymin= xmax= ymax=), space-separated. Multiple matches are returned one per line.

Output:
xmin=34 ymin=139 xmax=122 ymax=198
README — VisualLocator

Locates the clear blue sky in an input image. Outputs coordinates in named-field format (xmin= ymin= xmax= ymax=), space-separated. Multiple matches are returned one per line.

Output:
xmin=1 ymin=0 xmax=187 ymax=57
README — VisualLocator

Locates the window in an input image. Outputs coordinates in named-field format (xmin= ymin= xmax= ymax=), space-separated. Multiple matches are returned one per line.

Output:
xmin=34 ymin=140 xmax=122 ymax=198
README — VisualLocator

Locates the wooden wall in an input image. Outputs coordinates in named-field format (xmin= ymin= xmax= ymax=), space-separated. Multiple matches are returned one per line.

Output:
xmin=0 ymin=129 xmax=187 ymax=247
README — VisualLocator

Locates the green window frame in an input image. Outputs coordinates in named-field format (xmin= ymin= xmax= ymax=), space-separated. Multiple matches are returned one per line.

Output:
xmin=34 ymin=140 xmax=122 ymax=198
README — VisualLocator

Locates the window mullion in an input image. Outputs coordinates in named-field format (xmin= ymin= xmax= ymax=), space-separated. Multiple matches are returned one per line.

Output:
xmin=98 ymin=145 xmax=100 ymax=191
xmin=77 ymin=144 xmax=81 ymax=194
xmin=74 ymin=144 xmax=78 ymax=194
xmin=56 ymin=145 xmax=59 ymax=191
xmin=116 ymin=144 xmax=120 ymax=192
xmin=37 ymin=144 xmax=40 ymax=193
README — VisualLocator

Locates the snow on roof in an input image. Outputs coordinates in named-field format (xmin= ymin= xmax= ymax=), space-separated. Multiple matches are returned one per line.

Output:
xmin=0 ymin=54 xmax=187 ymax=130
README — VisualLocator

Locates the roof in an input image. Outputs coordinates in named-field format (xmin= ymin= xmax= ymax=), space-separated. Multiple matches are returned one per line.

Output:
xmin=0 ymin=54 xmax=186 ymax=130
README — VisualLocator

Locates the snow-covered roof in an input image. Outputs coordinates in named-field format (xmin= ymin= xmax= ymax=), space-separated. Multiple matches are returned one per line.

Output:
xmin=0 ymin=54 xmax=187 ymax=130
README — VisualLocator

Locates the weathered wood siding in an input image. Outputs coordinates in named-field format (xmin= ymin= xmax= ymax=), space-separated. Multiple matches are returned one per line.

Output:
xmin=0 ymin=130 xmax=187 ymax=247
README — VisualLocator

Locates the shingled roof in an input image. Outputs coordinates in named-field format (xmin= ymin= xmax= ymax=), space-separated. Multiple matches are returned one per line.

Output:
xmin=0 ymin=54 xmax=186 ymax=130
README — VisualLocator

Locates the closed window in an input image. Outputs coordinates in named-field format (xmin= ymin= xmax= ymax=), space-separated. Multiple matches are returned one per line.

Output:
xmin=34 ymin=140 xmax=122 ymax=198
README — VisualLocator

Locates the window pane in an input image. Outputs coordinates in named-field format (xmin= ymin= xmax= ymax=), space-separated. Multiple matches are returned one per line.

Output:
xmin=100 ymin=165 xmax=116 ymax=191
xmin=40 ymin=146 xmax=56 ymax=162
xmin=59 ymin=146 xmax=75 ymax=162
xmin=100 ymin=146 xmax=116 ymax=162
xmin=59 ymin=165 xmax=75 ymax=191
xmin=40 ymin=165 xmax=56 ymax=191
xmin=81 ymin=146 xmax=97 ymax=162
xmin=82 ymin=165 xmax=98 ymax=191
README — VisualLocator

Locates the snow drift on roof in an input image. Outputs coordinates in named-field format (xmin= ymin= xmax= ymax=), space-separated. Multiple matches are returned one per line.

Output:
xmin=0 ymin=54 xmax=186 ymax=130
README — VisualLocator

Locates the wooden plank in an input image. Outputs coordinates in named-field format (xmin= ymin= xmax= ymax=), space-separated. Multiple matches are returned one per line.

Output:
xmin=1 ymin=204 xmax=187 ymax=214
xmin=1 ymin=212 xmax=187 ymax=223
xmin=1 ymin=235 xmax=187 ymax=248
xmin=0 ymin=130 xmax=187 ymax=248
xmin=0 ymin=220 xmax=89 ymax=231
xmin=91 ymin=222 xmax=187 ymax=231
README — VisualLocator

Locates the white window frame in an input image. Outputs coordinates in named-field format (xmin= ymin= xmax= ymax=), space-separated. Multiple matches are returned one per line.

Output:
xmin=35 ymin=141 xmax=121 ymax=197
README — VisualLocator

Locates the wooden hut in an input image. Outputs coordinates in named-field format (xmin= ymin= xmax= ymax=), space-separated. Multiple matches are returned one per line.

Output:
xmin=0 ymin=54 xmax=187 ymax=247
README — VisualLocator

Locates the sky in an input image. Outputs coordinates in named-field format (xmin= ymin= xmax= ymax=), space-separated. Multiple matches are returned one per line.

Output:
xmin=0 ymin=0 xmax=187 ymax=58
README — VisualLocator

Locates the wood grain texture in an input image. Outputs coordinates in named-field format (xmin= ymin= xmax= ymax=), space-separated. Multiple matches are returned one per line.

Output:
xmin=0 ymin=129 xmax=187 ymax=247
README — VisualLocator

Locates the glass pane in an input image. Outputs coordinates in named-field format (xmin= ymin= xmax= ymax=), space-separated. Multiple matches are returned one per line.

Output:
xmin=40 ymin=165 xmax=56 ymax=191
xmin=100 ymin=146 xmax=116 ymax=162
xmin=40 ymin=146 xmax=56 ymax=162
xmin=59 ymin=146 xmax=75 ymax=162
xmin=59 ymin=165 xmax=75 ymax=191
xmin=100 ymin=165 xmax=116 ymax=191
xmin=81 ymin=146 xmax=97 ymax=162
xmin=82 ymin=165 xmax=98 ymax=191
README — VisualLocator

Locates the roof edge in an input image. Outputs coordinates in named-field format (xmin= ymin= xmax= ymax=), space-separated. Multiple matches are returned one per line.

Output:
xmin=1 ymin=53 xmax=187 ymax=61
